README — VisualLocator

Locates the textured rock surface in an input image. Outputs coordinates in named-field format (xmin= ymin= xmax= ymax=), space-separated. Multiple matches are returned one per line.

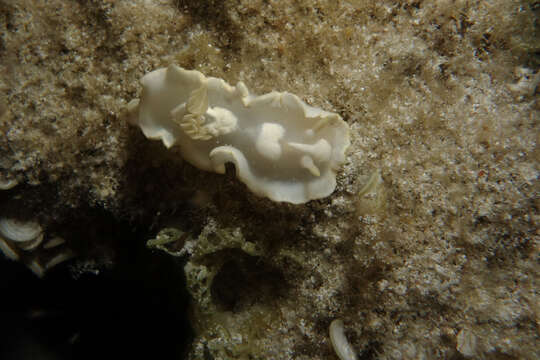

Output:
xmin=0 ymin=0 xmax=538 ymax=359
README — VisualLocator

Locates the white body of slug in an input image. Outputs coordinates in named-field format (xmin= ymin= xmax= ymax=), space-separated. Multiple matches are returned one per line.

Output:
xmin=128 ymin=65 xmax=350 ymax=204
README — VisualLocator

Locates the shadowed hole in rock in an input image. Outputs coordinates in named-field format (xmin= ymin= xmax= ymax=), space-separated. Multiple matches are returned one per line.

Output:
xmin=210 ymin=250 xmax=288 ymax=312
xmin=0 ymin=208 xmax=192 ymax=360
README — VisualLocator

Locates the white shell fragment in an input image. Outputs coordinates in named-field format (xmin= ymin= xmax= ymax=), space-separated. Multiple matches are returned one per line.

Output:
xmin=329 ymin=319 xmax=358 ymax=360
xmin=0 ymin=218 xmax=43 ymax=250
xmin=45 ymin=251 xmax=75 ymax=270
xmin=507 ymin=67 xmax=540 ymax=97
xmin=43 ymin=236 xmax=66 ymax=249
xmin=28 ymin=259 xmax=46 ymax=278
xmin=0 ymin=238 xmax=19 ymax=260
xmin=0 ymin=217 xmax=73 ymax=277
xmin=129 ymin=65 xmax=350 ymax=204
xmin=357 ymin=170 xmax=382 ymax=198
xmin=456 ymin=328 xmax=477 ymax=357
xmin=0 ymin=172 xmax=18 ymax=190
xmin=0 ymin=178 xmax=18 ymax=190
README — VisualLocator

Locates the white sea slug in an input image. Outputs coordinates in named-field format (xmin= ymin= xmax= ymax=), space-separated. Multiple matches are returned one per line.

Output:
xmin=330 ymin=319 xmax=358 ymax=360
xmin=128 ymin=65 xmax=350 ymax=204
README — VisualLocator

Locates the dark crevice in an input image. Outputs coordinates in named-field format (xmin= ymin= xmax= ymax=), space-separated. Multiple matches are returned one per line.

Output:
xmin=0 ymin=206 xmax=192 ymax=359
xmin=210 ymin=249 xmax=288 ymax=312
